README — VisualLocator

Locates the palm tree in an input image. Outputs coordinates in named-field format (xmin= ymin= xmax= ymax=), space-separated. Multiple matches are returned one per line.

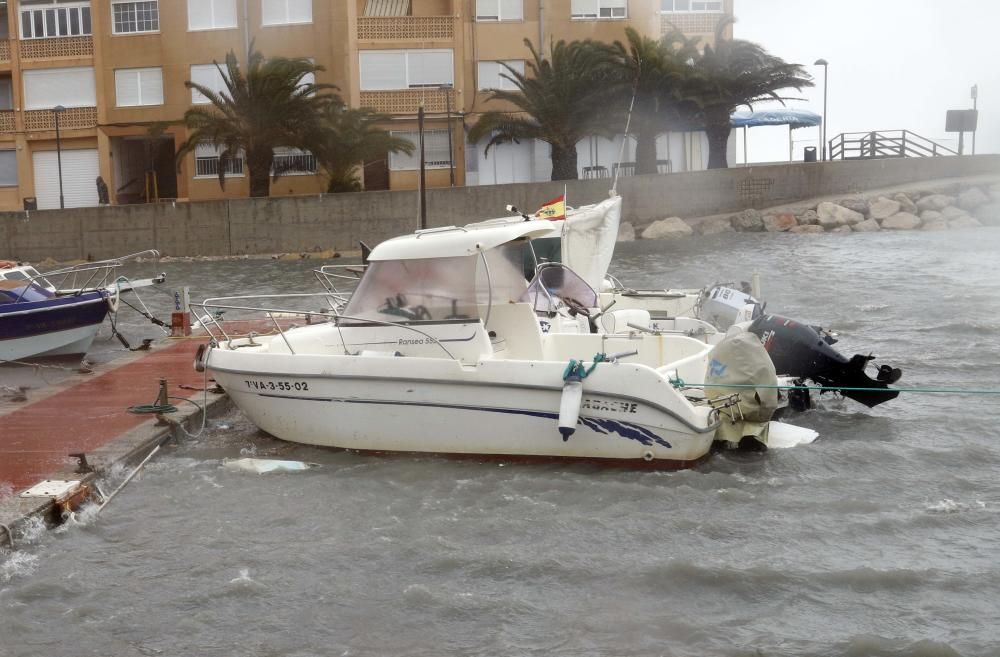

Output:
xmin=177 ymin=48 xmax=337 ymax=197
xmin=467 ymin=39 xmax=619 ymax=181
xmin=313 ymin=104 xmax=414 ymax=193
xmin=686 ymin=21 xmax=813 ymax=169
xmin=609 ymin=28 xmax=701 ymax=176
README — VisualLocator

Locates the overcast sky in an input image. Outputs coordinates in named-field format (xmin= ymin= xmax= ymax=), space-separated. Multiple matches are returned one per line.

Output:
xmin=733 ymin=0 xmax=998 ymax=163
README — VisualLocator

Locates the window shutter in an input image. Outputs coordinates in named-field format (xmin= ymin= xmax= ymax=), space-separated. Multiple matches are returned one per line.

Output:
xmin=475 ymin=0 xmax=498 ymax=19
xmin=288 ymin=0 xmax=312 ymax=23
xmin=261 ymin=0 xmax=284 ymax=25
xmin=212 ymin=0 xmax=238 ymax=28
xmin=139 ymin=68 xmax=164 ymax=105
xmin=477 ymin=61 xmax=500 ymax=90
xmin=499 ymin=0 xmax=522 ymax=20
xmin=190 ymin=64 xmax=226 ymax=103
xmin=0 ymin=151 xmax=18 ymax=187
xmin=571 ymin=0 xmax=597 ymax=17
xmin=407 ymin=51 xmax=453 ymax=87
xmin=115 ymin=69 xmax=140 ymax=106
xmin=187 ymin=0 xmax=211 ymax=29
xmin=360 ymin=52 xmax=406 ymax=90
xmin=23 ymin=67 xmax=96 ymax=110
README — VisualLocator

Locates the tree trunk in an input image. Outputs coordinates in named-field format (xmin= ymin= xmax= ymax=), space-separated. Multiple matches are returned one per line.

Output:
xmin=705 ymin=117 xmax=732 ymax=170
xmin=550 ymin=143 xmax=579 ymax=181
xmin=247 ymin=149 xmax=274 ymax=198
xmin=635 ymin=127 xmax=659 ymax=176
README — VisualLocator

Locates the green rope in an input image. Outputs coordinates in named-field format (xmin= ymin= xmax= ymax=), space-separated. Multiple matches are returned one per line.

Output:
xmin=563 ymin=353 xmax=607 ymax=381
xmin=669 ymin=379 xmax=1000 ymax=396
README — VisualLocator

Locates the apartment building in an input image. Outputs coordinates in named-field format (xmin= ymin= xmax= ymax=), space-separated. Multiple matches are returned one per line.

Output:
xmin=0 ymin=0 xmax=733 ymax=212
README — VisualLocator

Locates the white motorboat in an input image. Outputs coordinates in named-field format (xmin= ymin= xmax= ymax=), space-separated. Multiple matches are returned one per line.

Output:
xmin=196 ymin=218 xmax=791 ymax=468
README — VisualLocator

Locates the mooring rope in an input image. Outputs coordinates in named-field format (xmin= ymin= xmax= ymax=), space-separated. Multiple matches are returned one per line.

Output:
xmin=563 ymin=353 xmax=608 ymax=381
xmin=669 ymin=377 xmax=1000 ymax=396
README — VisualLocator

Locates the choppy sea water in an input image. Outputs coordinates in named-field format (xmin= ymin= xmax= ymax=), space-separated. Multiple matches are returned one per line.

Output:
xmin=2 ymin=229 xmax=1000 ymax=657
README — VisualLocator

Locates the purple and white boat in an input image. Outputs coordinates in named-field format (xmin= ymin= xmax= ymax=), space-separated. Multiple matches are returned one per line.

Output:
xmin=0 ymin=251 xmax=164 ymax=362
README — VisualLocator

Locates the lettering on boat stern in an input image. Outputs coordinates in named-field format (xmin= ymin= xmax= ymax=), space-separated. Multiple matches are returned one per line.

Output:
xmin=581 ymin=397 xmax=638 ymax=414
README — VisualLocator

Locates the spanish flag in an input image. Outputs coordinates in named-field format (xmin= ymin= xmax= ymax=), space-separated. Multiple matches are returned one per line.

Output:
xmin=535 ymin=194 xmax=566 ymax=221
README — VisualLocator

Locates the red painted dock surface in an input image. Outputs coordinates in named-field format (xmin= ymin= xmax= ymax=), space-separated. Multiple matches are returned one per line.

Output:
xmin=0 ymin=339 xmax=208 ymax=493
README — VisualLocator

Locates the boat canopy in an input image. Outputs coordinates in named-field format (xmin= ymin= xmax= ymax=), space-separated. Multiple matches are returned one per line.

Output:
xmin=368 ymin=220 xmax=557 ymax=261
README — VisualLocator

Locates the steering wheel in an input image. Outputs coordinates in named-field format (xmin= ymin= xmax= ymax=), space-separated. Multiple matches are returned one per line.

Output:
xmin=562 ymin=296 xmax=592 ymax=317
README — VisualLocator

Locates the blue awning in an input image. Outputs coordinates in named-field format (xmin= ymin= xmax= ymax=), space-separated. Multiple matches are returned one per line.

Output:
xmin=731 ymin=109 xmax=822 ymax=129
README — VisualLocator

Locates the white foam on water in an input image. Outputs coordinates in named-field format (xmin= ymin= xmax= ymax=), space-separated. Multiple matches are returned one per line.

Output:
xmin=925 ymin=499 xmax=987 ymax=513
xmin=1 ymin=551 xmax=39 ymax=584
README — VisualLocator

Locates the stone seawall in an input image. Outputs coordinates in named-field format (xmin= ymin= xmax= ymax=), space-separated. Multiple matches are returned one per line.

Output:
xmin=628 ymin=176 xmax=1000 ymax=242
xmin=2 ymin=155 xmax=999 ymax=261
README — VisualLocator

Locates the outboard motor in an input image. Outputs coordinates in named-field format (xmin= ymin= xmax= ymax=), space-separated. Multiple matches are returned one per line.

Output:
xmin=699 ymin=286 xmax=763 ymax=330
xmin=747 ymin=315 xmax=902 ymax=409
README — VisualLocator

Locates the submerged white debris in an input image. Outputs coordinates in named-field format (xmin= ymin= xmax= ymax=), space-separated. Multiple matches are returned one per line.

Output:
xmin=222 ymin=458 xmax=320 ymax=474
xmin=766 ymin=422 xmax=820 ymax=449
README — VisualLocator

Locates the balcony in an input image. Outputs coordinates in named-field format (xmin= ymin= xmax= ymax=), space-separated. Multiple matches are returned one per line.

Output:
xmin=0 ymin=40 xmax=10 ymax=64
xmin=660 ymin=12 xmax=726 ymax=35
xmin=20 ymin=36 xmax=94 ymax=61
xmin=23 ymin=106 xmax=97 ymax=131
xmin=0 ymin=110 xmax=14 ymax=132
xmin=357 ymin=16 xmax=454 ymax=41
xmin=359 ymin=88 xmax=455 ymax=115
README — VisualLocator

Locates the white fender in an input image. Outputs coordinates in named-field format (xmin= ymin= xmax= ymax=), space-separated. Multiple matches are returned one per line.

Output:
xmin=558 ymin=377 xmax=584 ymax=440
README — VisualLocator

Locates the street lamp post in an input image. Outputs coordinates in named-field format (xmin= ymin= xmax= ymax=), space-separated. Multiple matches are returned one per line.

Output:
xmin=440 ymin=84 xmax=455 ymax=187
xmin=53 ymin=105 xmax=66 ymax=209
xmin=971 ymin=84 xmax=978 ymax=155
xmin=814 ymin=59 xmax=829 ymax=161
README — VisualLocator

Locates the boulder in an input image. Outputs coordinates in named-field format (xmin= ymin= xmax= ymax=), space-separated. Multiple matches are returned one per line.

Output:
xmin=921 ymin=218 xmax=949 ymax=231
xmin=797 ymin=209 xmax=820 ymax=225
xmin=892 ymin=192 xmax=919 ymax=214
xmin=941 ymin=206 xmax=970 ymax=221
xmin=948 ymin=216 xmax=982 ymax=230
xmin=763 ymin=213 xmax=798 ymax=232
xmin=617 ymin=221 xmax=635 ymax=242
xmin=788 ymin=224 xmax=826 ymax=234
xmin=915 ymin=194 xmax=955 ymax=212
xmin=730 ymin=208 xmax=765 ymax=232
xmin=830 ymin=225 xmax=853 ymax=234
xmin=698 ymin=217 xmax=736 ymax=235
xmin=641 ymin=217 xmax=693 ymax=240
xmin=881 ymin=212 xmax=922 ymax=230
xmin=817 ymin=202 xmax=864 ymax=228
xmin=852 ymin=218 xmax=880 ymax=232
xmin=973 ymin=203 xmax=1000 ymax=226
xmin=958 ymin=187 xmax=990 ymax=211
xmin=837 ymin=198 xmax=870 ymax=217
xmin=919 ymin=210 xmax=944 ymax=223
xmin=868 ymin=197 xmax=901 ymax=220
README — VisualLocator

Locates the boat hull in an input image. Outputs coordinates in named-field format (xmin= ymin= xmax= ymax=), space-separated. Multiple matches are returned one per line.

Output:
xmin=209 ymin=353 xmax=717 ymax=469
xmin=0 ymin=292 xmax=108 ymax=361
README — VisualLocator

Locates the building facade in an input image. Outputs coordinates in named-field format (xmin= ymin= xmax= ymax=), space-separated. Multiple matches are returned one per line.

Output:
xmin=0 ymin=0 xmax=733 ymax=211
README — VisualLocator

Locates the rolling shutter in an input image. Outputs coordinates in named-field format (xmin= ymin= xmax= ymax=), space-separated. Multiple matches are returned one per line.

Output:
xmin=23 ymin=67 xmax=97 ymax=110
xmin=32 ymin=149 xmax=100 ymax=210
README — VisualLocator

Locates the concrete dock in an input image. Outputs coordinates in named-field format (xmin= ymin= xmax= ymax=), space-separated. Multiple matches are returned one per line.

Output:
xmin=0 ymin=337 xmax=226 ymax=539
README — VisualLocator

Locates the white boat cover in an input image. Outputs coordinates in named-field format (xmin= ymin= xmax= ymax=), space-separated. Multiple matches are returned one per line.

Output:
xmin=370 ymin=220 xmax=556 ymax=261
xmin=559 ymin=195 xmax=622 ymax=291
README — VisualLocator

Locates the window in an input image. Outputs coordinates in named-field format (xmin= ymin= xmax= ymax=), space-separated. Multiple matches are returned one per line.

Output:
xmin=661 ymin=0 xmax=722 ymax=11
xmin=194 ymin=144 xmax=244 ymax=178
xmin=189 ymin=64 xmax=228 ymax=104
xmin=477 ymin=60 xmax=525 ymax=91
xmin=262 ymin=0 xmax=311 ymax=25
xmin=360 ymin=50 xmax=453 ymax=90
xmin=0 ymin=151 xmax=17 ymax=187
xmin=571 ymin=0 xmax=626 ymax=18
xmin=188 ymin=0 xmax=237 ymax=31
xmin=23 ymin=67 xmax=96 ymax=110
xmin=112 ymin=0 xmax=159 ymax=33
xmin=389 ymin=130 xmax=451 ymax=170
xmin=0 ymin=80 xmax=13 ymax=111
xmin=475 ymin=0 xmax=522 ymax=21
xmin=114 ymin=67 xmax=163 ymax=107
xmin=272 ymin=148 xmax=316 ymax=175
xmin=20 ymin=1 xmax=92 ymax=39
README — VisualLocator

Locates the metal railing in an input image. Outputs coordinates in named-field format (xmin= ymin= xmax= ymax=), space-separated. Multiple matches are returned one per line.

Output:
xmin=12 ymin=249 xmax=160 ymax=303
xmin=828 ymin=130 xmax=958 ymax=160
xmin=193 ymin=294 xmax=457 ymax=360
xmin=312 ymin=264 xmax=366 ymax=314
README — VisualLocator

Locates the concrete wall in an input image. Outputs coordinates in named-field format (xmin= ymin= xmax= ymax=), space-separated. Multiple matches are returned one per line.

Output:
xmin=3 ymin=155 xmax=999 ymax=262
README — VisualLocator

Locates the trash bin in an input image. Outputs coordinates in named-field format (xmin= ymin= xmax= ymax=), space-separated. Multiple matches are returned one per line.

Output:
xmin=804 ymin=147 xmax=818 ymax=162
xmin=23 ymin=197 xmax=37 ymax=211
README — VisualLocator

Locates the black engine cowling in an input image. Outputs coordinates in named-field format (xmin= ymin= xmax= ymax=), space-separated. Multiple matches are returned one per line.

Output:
xmin=747 ymin=315 xmax=901 ymax=408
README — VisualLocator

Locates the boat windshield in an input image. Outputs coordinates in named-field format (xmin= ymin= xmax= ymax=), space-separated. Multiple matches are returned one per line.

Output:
xmin=0 ymin=271 xmax=54 ymax=304
xmin=520 ymin=263 xmax=599 ymax=313
xmin=343 ymin=246 xmax=531 ymax=324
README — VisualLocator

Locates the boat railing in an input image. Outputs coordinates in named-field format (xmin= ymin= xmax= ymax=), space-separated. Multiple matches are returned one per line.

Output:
xmin=193 ymin=294 xmax=457 ymax=360
xmin=30 ymin=250 xmax=162 ymax=301
xmin=312 ymin=264 xmax=367 ymax=312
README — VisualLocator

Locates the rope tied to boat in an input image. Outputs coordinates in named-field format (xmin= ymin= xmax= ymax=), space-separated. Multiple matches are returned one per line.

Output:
xmin=669 ymin=379 xmax=1000 ymax=396
xmin=563 ymin=353 xmax=607 ymax=381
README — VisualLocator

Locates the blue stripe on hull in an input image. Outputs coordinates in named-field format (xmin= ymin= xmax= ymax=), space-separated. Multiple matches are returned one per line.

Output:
xmin=254 ymin=393 xmax=673 ymax=448
xmin=0 ymin=292 xmax=108 ymax=342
